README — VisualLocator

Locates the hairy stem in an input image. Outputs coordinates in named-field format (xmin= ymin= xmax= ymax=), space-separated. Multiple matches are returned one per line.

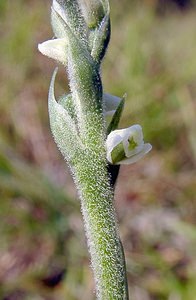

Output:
xmin=73 ymin=156 xmax=128 ymax=299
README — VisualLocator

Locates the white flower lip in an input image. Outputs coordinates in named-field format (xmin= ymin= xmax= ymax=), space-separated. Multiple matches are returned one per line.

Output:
xmin=106 ymin=124 xmax=152 ymax=165
xmin=38 ymin=38 xmax=68 ymax=65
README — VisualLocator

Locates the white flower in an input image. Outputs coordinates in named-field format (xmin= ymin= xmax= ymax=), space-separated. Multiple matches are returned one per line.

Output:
xmin=38 ymin=38 xmax=68 ymax=65
xmin=106 ymin=124 xmax=152 ymax=165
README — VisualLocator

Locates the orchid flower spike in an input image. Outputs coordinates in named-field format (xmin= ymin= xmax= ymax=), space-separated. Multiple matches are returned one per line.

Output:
xmin=106 ymin=124 xmax=152 ymax=165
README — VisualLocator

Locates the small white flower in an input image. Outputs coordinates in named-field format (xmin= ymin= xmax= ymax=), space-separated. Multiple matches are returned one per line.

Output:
xmin=106 ymin=124 xmax=152 ymax=165
xmin=38 ymin=38 xmax=68 ymax=65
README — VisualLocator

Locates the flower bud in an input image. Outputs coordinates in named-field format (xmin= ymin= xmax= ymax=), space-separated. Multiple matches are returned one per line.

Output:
xmin=106 ymin=125 xmax=152 ymax=165
xmin=79 ymin=0 xmax=105 ymax=29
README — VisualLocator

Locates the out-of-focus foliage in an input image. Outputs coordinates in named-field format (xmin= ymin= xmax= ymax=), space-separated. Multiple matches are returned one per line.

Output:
xmin=0 ymin=0 xmax=196 ymax=299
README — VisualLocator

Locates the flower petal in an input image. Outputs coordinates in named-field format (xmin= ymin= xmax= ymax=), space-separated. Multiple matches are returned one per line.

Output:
xmin=119 ymin=143 xmax=152 ymax=165
xmin=38 ymin=38 xmax=68 ymax=65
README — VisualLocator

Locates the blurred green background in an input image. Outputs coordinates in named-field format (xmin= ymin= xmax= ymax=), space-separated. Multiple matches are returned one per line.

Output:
xmin=0 ymin=0 xmax=196 ymax=299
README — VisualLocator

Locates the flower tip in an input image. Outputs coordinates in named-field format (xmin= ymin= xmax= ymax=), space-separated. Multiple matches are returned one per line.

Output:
xmin=38 ymin=42 xmax=43 ymax=53
xmin=38 ymin=41 xmax=48 ymax=56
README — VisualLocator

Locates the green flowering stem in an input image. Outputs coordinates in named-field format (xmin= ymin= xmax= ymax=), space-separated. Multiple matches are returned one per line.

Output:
xmin=48 ymin=66 xmax=128 ymax=297
xmin=73 ymin=157 xmax=128 ymax=299
xmin=38 ymin=1 xmax=145 ymax=298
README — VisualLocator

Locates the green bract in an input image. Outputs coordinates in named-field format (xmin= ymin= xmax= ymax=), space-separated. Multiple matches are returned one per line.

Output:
xmin=48 ymin=68 xmax=83 ymax=164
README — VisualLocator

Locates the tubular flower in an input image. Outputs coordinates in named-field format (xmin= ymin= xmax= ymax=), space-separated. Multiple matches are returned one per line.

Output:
xmin=106 ymin=124 xmax=152 ymax=165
